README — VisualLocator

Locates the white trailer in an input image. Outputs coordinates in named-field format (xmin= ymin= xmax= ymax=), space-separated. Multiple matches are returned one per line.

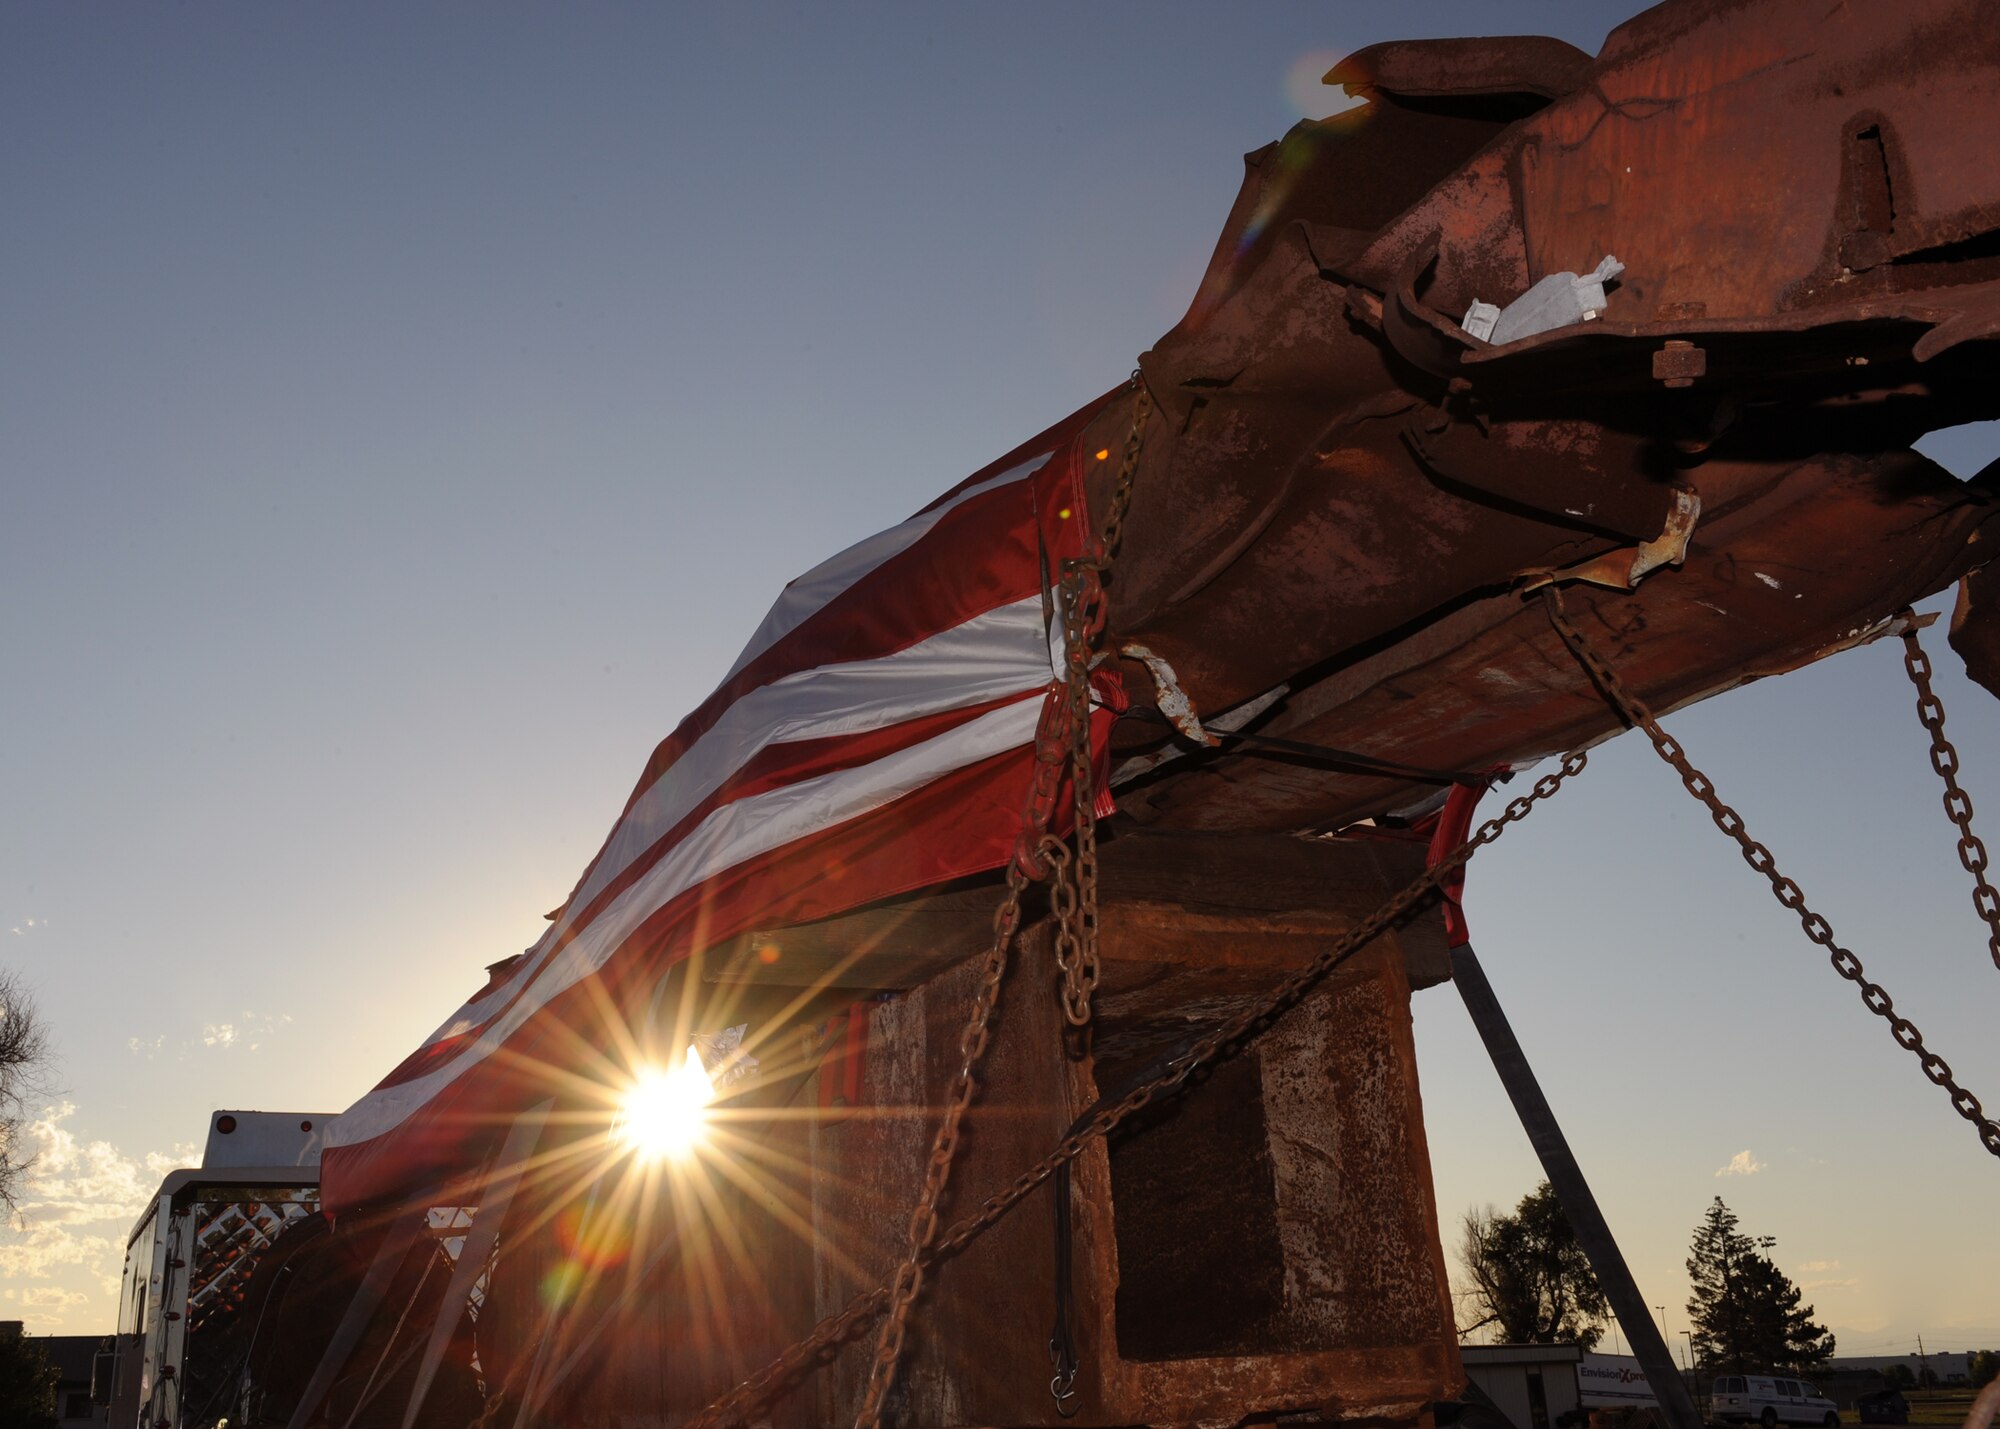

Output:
xmin=101 ymin=1111 xmax=329 ymax=1429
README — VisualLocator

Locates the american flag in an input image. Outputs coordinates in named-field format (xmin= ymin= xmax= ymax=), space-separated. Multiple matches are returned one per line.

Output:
xmin=321 ymin=390 xmax=1125 ymax=1214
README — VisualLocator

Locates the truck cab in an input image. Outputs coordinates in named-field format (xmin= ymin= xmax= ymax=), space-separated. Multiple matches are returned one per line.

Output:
xmin=103 ymin=1110 xmax=331 ymax=1429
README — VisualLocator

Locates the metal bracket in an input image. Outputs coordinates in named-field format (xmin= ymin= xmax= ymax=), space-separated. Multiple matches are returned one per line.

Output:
xmin=1521 ymin=486 xmax=1700 ymax=592
xmin=1120 ymin=641 xmax=1218 ymax=746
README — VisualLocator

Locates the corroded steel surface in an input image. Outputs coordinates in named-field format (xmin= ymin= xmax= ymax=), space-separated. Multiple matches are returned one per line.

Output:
xmin=1076 ymin=0 xmax=2000 ymax=841
xmin=296 ymin=3 xmax=2000 ymax=1425
xmin=799 ymin=927 xmax=1457 ymax=1429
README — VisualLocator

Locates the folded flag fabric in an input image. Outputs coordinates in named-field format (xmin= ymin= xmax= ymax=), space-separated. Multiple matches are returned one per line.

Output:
xmin=321 ymin=390 xmax=1122 ymax=1215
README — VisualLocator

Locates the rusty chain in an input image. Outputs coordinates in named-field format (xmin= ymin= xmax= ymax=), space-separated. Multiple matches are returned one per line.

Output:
xmin=1543 ymin=587 xmax=2000 ymax=1159
xmin=850 ymin=863 xmax=1034 ymax=1429
xmin=852 ymin=377 xmax=1152 ymax=1429
xmin=685 ymin=746 xmax=1585 ymax=1429
xmin=1899 ymin=616 xmax=2000 ymax=973
xmin=1049 ymin=377 xmax=1153 ymax=1028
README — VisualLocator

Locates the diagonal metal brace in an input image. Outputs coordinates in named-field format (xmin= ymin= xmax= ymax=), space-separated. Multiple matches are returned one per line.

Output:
xmin=285 ymin=1210 xmax=430 ymax=1429
xmin=399 ymin=1100 xmax=554 ymax=1429
xmin=1451 ymin=942 xmax=1704 ymax=1429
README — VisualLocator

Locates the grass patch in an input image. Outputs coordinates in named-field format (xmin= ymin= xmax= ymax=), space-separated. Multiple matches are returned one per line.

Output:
xmin=1903 ymin=1388 xmax=1978 ymax=1426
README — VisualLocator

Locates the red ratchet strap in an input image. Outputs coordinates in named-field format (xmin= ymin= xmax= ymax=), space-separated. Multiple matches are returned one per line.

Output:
xmin=1425 ymin=779 xmax=1494 ymax=948
xmin=817 ymin=1006 xmax=868 ymax=1118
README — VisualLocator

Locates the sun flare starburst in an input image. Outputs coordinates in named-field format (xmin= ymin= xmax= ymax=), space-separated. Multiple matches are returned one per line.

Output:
xmin=615 ymin=1046 xmax=714 ymax=1163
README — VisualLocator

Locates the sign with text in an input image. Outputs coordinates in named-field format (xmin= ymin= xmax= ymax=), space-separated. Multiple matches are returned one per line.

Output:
xmin=1580 ymin=1354 xmax=1661 ymax=1408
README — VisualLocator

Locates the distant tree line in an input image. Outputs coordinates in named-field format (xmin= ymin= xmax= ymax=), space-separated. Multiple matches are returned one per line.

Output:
xmin=1458 ymin=1185 xmax=1834 ymax=1373
xmin=1881 ymin=1352 xmax=2000 ymax=1389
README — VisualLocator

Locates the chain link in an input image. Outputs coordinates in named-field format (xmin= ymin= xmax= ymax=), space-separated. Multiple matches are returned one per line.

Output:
xmin=684 ymin=748 xmax=1584 ymax=1429
xmin=1899 ymin=618 xmax=2000 ymax=972
xmin=1543 ymin=587 xmax=2000 ymax=1160
xmin=1049 ymin=376 xmax=1152 ymax=1027
xmin=851 ymin=377 xmax=1153 ymax=1429
xmin=850 ymin=866 xmax=1031 ymax=1428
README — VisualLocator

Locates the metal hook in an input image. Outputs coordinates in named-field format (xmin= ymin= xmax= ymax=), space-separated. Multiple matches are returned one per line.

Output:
xmin=1050 ymin=1371 xmax=1080 ymax=1419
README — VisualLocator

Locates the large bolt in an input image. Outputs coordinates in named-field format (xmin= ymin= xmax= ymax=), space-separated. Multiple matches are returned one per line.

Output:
xmin=1653 ymin=339 xmax=1707 ymax=389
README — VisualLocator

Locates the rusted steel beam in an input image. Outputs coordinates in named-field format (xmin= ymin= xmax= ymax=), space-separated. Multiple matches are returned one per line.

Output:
xmin=703 ymin=831 xmax=1451 ymax=996
xmin=803 ymin=930 xmax=1458 ymax=1427
xmin=1450 ymin=942 xmax=1701 ymax=1429
xmin=390 ymin=7 xmax=2000 ymax=1426
xmin=1067 ymin=0 xmax=2000 ymax=844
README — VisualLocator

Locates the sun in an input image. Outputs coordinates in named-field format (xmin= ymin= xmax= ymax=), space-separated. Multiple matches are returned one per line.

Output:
xmin=614 ymin=1046 xmax=714 ymax=1163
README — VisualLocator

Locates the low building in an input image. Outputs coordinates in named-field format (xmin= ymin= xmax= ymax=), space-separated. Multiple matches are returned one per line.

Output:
xmin=1462 ymin=1344 xmax=1586 ymax=1429
xmin=0 ymin=1324 xmax=107 ymax=1428
xmin=1828 ymin=1353 xmax=1975 ymax=1387
xmin=37 ymin=1334 xmax=111 ymax=1428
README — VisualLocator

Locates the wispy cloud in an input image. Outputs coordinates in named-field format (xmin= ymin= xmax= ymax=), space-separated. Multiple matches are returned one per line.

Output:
xmin=1716 ymin=1149 xmax=1765 ymax=1177
xmin=125 ymin=1010 xmax=296 ymax=1060
xmin=1804 ymin=1277 xmax=1859 ymax=1291
xmin=1798 ymin=1259 xmax=1841 ymax=1272
xmin=197 ymin=1009 xmax=292 ymax=1053
xmin=0 ymin=1104 xmax=198 ymax=1321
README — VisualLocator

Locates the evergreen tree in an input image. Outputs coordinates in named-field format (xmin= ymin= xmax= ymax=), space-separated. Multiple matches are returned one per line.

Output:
xmin=0 ymin=1324 xmax=57 ymax=1429
xmin=1459 ymin=1181 xmax=1607 ymax=1348
xmin=1685 ymin=1196 xmax=1834 ymax=1373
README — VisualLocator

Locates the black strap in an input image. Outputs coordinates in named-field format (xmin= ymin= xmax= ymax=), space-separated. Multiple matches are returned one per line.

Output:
xmin=1048 ymin=1161 xmax=1080 ymax=1416
xmin=1124 ymin=706 xmax=1493 ymax=786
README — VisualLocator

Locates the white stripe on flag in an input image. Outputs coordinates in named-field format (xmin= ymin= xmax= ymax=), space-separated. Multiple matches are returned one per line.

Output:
xmin=326 ymin=693 xmax=1046 ymax=1150
xmin=571 ymin=594 xmax=1052 ymax=925
xmin=416 ymin=593 xmax=1055 ymax=1051
xmin=723 ymin=454 xmax=1048 ymax=680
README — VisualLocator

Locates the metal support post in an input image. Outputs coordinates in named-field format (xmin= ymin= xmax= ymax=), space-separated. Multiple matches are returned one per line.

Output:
xmin=285 ymin=1212 xmax=427 ymax=1429
xmin=400 ymin=1100 xmax=554 ymax=1429
xmin=1450 ymin=942 xmax=1703 ymax=1429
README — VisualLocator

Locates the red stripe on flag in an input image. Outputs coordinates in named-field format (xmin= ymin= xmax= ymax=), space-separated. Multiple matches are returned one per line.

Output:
xmin=534 ymin=421 xmax=1098 ymax=970
xmin=321 ymin=705 xmax=1117 ymax=1213
xmin=367 ymin=687 xmax=1042 ymax=1092
xmin=323 ymin=389 xmax=1131 ymax=1216
xmin=910 ymin=385 xmax=1120 ymax=516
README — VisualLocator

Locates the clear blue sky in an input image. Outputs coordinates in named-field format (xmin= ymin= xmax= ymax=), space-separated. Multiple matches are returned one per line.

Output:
xmin=3 ymin=1 xmax=1995 ymax=1354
